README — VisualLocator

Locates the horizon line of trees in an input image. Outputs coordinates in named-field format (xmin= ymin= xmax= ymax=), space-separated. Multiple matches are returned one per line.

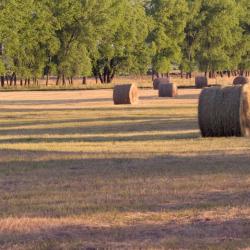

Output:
xmin=0 ymin=0 xmax=249 ymax=87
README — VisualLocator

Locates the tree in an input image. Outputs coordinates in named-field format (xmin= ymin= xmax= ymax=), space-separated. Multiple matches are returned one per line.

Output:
xmin=237 ymin=0 xmax=250 ymax=75
xmin=47 ymin=0 xmax=123 ymax=85
xmin=92 ymin=0 xmax=151 ymax=83
xmin=146 ymin=0 xmax=188 ymax=77
xmin=192 ymin=0 xmax=243 ymax=77
xmin=0 ymin=0 xmax=58 ymax=86
xmin=180 ymin=0 xmax=202 ymax=78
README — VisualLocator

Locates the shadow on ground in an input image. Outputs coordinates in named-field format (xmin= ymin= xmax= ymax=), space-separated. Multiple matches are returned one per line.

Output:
xmin=0 ymin=218 xmax=249 ymax=249
xmin=0 ymin=150 xmax=250 ymax=217
xmin=0 ymin=98 xmax=112 ymax=106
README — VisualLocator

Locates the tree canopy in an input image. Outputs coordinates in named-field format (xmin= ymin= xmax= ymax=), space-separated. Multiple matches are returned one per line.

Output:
xmin=0 ymin=0 xmax=249 ymax=86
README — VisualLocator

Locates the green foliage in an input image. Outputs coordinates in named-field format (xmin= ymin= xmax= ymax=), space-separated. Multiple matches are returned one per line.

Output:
xmin=237 ymin=0 xmax=250 ymax=71
xmin=147 ymin=0 xmax=189 ymax=74
xmin=183 ymin=0 xmax=244 ymax=73
xmin=0 ymin=0 xmax=249 ymax=85
xmin=93 ymin=0 xmax=151 ymax=83
xmin=0 ymin=59 xmax=5 ymax=75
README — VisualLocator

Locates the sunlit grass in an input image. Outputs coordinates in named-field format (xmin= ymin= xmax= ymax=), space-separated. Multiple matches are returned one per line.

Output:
xmin=0 ymin=89 xmax=250 ymax=249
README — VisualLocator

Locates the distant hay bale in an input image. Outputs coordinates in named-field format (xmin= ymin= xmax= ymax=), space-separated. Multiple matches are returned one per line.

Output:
xmin=195 ymin=76 xmax=208 ymax=88
xmin=113 ymin=84 xmax=139 ymax=105
xmin=233 ymin=76 xmax=249 ymax=85
xmin=198 ymin=84 xmax=250 ymax=137
xmin=153 ymin=78 xmax=171 ymax=90
xmin=158 ymin=83 xmax=178 ymax=97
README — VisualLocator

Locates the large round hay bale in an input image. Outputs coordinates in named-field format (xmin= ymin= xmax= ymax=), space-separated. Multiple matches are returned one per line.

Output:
xmin=158 ymin=83 xmax=178 ymax=97
xmin=153 ymin=78 xmax=170 ymax=90
xmin=198 ymin=84 xmax=250 ymax=137
xmin=233 ymin=76 xmax=249 ymax=85
xmin=195 ymin=76 xmax=208 ymax=89
xmin=113 ymin=84 xmax=139 ymax=105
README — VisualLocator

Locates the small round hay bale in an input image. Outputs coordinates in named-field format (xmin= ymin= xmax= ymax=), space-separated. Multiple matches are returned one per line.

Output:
xmin=195 ymin=76 xmax=208 ymax=89
xmin=158 ymin=83 xmax=178 ymax=97
xmin=233 ymin=76 xmax=249 ymax=85
xmin=198 ymin=84 xmax=250 ymax=137
xmin=153 ymin=78 xmax=171 ymax=90
xmin=113 ymin=84 xmax=139 ymax=105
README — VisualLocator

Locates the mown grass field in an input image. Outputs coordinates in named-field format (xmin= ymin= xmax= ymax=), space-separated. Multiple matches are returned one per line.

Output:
xmin=0 ymin=88 xmax=250 ymax=249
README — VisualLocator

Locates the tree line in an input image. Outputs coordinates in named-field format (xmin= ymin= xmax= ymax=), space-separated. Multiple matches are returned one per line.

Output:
xmin=0 ymin=0 xmax=249 ymax=87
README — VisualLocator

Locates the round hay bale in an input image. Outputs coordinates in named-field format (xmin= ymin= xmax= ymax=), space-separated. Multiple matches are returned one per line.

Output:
xmin=113 ymin=84 xmax=139 ymax=105
xmin=195 ymin=76 xmax=208 ymax=89
xmin=153 ymin=78 xmax=171 ymax=90
xmin=198 ymin=84 xmax=250 ymax=137
xmin=233 ymin=76 xmax=249 ymax=85
xmin=158 ymin=83 xmax=178 ymax=97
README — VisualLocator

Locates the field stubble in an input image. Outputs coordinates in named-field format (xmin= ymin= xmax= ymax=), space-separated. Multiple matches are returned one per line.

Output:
xmin=0 ymin=88 xmax=250 ymax=249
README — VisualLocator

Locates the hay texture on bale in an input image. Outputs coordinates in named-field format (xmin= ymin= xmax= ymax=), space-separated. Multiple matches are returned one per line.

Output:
xmin=233 ymin=76 xmax=249 ymax=85
xmin=158 ymin=83 xmax=178 ymax=97
xmin=195 ymin=76 xmax=208 ymax=88
xmin=198 ymin=84 xmax=250 ymax=137
xmin=113 ymin=84 xmax=139 ymax=105
xmin=153 ymin=78 xmax=170 ymax=90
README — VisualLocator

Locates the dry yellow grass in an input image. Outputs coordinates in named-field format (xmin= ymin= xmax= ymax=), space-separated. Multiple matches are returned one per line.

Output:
xmin=0 ymin=88 xmax=250 ymax=249
xmin=0 ymin=75 xmax=236 ymax=91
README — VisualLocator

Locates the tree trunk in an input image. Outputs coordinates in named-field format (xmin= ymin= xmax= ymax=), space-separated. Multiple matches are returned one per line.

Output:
xmin=62 ymin=75 xmax=65 ymax=85
xmin=82 ymin=76 xmax=87 ymax=85
xmin=1 ymin=75 xmax=4 ymax=87
xmin=13 ymin=73 xmax=17 ymax=86
xmin=98 ymin=73 xmax=104 ymax=84
xmin=6 ymin=75 xmax=9 ymax=85
xmin=46 ymin=74 xmax=49 ymax=86
xmin=10 ymin=75 xmax=13 ymax=86
xmin=107 ymin=73 xmax=110 ymax=83
xmin=62 ymin=74 xmax=66 ymax=85
xmin=56 ymin=75 xmax=60 ymax=85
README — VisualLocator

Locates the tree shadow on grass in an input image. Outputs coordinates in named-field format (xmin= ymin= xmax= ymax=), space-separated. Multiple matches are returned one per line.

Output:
xmin=0 ymin=117 xmax=198 ymax=136
xmin=0 ymin=131 xmax=200 ymax=144
xmin=0 ymin=218 xmax=249 ymax=249
xmin=0 ymin=115 xmax=195 ymax=128
xmin=0 ymin=150 xmax=250 ymax=217
xmin=1 ymin=150 xmax=250 ymax=177
xmin=0 ymin=98 xmax=112 ymax=106
xmin=0 ymin=105 xmax=195 ymax=113
xmin=140 ymin=93 xmax=199 ymax=101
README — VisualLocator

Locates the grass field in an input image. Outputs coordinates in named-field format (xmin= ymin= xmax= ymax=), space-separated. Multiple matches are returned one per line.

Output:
xmin=0 ymin=88 xmax=250 ymax=249
xmin=0 ymin=75 xmax=236 ymax=92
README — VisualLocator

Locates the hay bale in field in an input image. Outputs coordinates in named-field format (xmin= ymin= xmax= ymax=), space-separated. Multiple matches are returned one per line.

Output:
xmin=153 ymin=77 xmax=171 ymax=90
xmin=195 ymin=76 xmax=208 ymax=88
xmin=198 ymin=84 xmax=250 ymax=137
xmin=233 ymin=76 xmax=249 ymax=85
xmin=113 ymin=84 xmax=139 ymax=105
xmin=158 ymin=83 xmax=178 ymax=97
